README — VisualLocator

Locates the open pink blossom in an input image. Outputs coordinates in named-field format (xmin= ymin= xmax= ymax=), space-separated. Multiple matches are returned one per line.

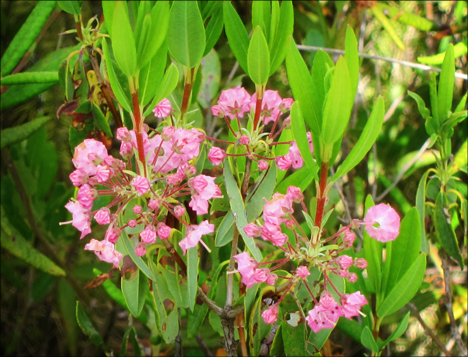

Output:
xmin=262 ymin=305 xmax=279 ymax=324
xmin=306 ymin=292 xmax=343 ymax=332
xmin=72 ymin=139 xmax=109 ymax=176
xmin=340 ymin=292 xmax=368 ymax=319
xmin=286 ymin=186 xmax=303 ymax=203
xmin=216 ymin=88 xmax=251 ymax=120
xmin=364 ymin=204 xmax=400 ymax=242
xmin=286 ymin=141 xmax=303 ymax=169
xmin=116 ymin=127 xmax=132 ymax=142
xmin=84 ymin=239 xmax=122 ymax=268
xmin=77 ymin=184 xmax=97 ymax=210
xmin=251 ymin=90 xmax=282 ymax=125
xmin=279 ymin=98 xmax=294 ymax=112
xmin=179 ymin=220 xmax=214 ymax=254
xmin=94 ymin=207 xmax=111 ymax=225
xmin=244 ymin=223 xmax=262 ymax=237
xmin=105 ymin=226 xmax=120 ymax=243
xmin=208 ymin=147 xmax=226 ymax=165
xmin=188 ymin=175 xmax=220 ymax=215
xmin=140 ymin=225 xmax=157 ymax=244
xmin=263 ymin=193 xmax=294 ymax=222
xmin=153 ymin=98 xmax=172 ymax=118
xmin=64 ymin=201 xmax=91 ymax=239
xmin=276 ymin=155 xmax=292 ymax=171
xmin=132 ymin=175 xmax=150 ymax=196
xmin=296 ymin=266 xmax=310 ymax=278
xmin=69 ymin=169 xmax=88 ymax=186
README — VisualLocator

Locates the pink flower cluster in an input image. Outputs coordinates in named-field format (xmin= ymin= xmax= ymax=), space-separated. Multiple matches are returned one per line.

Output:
xmin=234 ymin=252 xmax=278 ymax=288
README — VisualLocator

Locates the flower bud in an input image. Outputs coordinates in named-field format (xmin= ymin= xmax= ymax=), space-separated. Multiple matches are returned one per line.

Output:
xmin=354 ymin=258 xmax=368 ymax=269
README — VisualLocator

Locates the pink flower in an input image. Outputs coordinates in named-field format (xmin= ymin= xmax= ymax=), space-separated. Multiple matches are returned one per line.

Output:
xmin=276 ymin=155 xmax=292 ymax=171
xmin=133 ymin=205 xmax=142 ymax=214
xmin=153 ymin=98 xmax=172 ymax=118
xmin=337 ymin=255 xmax=353 ymax=270
xmin=135 ymin=242 xmax=146 ymax=257
xmin=178 ymin=163 xmax=197 ymax=177
xmin=116 ymin=127 xmax=132 ymax=142
xmin=161 ymin=126 xmax=175 ymax=141
xmin=306 ymin=306 xmax=336 ymax=333
xmin=188 ymin=175 xmax=220 ymax=215
xmin=343 ymin=230 xmax=356 ymax=247
xmin=95 ymin=165 xmax=111 ymax=182
xmin=286 ymin=142 xmax=303 ymax=169
xmin=279 ymin=98 xmax=294 ymax=112
xmin=77 ymin=184 xmax=97 ymax=210
xmin=119 ymin=141 xmax=133 ymax=158
xmin=286 ymin=186 xmax=303 ymax=203
xmin=132 ymin=175 xmax=150 ymax=196
xmin=338 ymin=269 xmax=349 ymax=278
xmin=179 ymin=220 xmax=214 ymax=254
xmin=216 ymin=88 xmax=251 ymax=120
xmin=64 ymin=201 xmax=91 ymax=239
xmin=258 ymin=160 xmax=268 ymax=171
xmin=244 ymin=223 xmax=262 ymax=237
xmin=307 ymin=132 xmax=314 ymax=153
xmin=128 ymin=219 xmax=137 ymax=228
xmin=208 ymin=147 xmax=226 ymax=166
xmin=354 ymin=258 xmax=367 ymax=269
xmin=306 ymin=292 xmax=343 ymax=333
xmin=341 ymin=292 xmax=368 ymax=319
xmin=239 ymin=135 xmax=250 ymax=145
xmin=140 ymin=225 xmax=157 ymax=244
xmin=262 ymin=305 xmax=279 ymax=324
xmin=69 ymin=169 xmax=88 ymax=186
xmin=174 ymin=205 xmax=186 ymax=217
xmin=364 ymin=204 xmax=400 ymax=242
xmin=251 ymin=90 xmax=282 ymax=125
xmin=84 ymin=238 xmax=122 ymax=268
xmin=94 ymin=207 xmax=111 ymax=225
xmin=105 ymin=226 xmax=120 ymax=243
xmin=211 ymin=104 xmax=224 ymax=118
xmin=157 ymin=223 xmax=172 ymax=240
xmin=167 ymin=172 xmax=184 ymax=185
xmin=347 ymin=273 xmax=357 ymax=283
xmin=72 ymin=139 xmax=109 ymax=176
xmin=296 ymin=266 xmax=310 ymax=278
xmin=263 ymin=193 xmax=293 ymax=221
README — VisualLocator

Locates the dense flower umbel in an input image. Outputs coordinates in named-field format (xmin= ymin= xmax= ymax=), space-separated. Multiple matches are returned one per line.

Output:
xmin=63 ymin=118 xmax=220 ymax=266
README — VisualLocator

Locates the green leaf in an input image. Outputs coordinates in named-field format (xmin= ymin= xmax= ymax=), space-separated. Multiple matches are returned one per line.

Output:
xmin=434 ymin=192 xmax=464 ymax=268
xmin=429 ymin=72 xmax=440 ymax=127
xmin=102 ymin=1 xmax=116 ymax=38
xmin=112 ymin=1 xmax=137 ymax=77
xmin=139 ymin=42 xmax=167 ymax=107
xmin=384 ymin=208 xmax=421 ymax=297
xmin=224 ymin=162 xmax=262 ymax=261
xmin=1 ymin=117 xmax=51 ymax=149
xmin=286 ymin=39 xmax=321 ymax=140
xmin=377 ymin=254 xmax=426 ymax=318
xmin=407 ymin=91 xmax=437 ymax=135
xmin=416 ymin=171 xmax=430 ymax=254
xmin=247 ymin=26 xmax=270 ymax=86
xmin=122 ymin=268 xmax=148 ymax=318
xmin=1 ymin=72 xmax=58 ymax=85
xmin=321 ymin=57 xmax=352 ymax=146
xmin=370 ymin=6 xmax=405 ymax=50
xmin=223 ymin=2 xmax=250 ymax=75
xmin=187 ymin=246 xmax=199 ymax=311
xmin=418 ymin=42 xmax=467 ymax=65
xmin=363 ymin=195 xmax=382 ymax=295
xmin=121 ymin=229 xmax=157 ymax=281
xmin=344 ymin=25 xmax=359 ymax=98
xmin=143 ymin=63 xmax=179 ymax=116
xmin=252 ymin=1 xmax=266 ymax=35
xmin=380 ymin=311 xmax=410 ymax=349
xmin=204 ymin=6 xmax=224 ymax=57
xmin=276 ymin=166 xmax=314 ymax=194
xmin=91 ymin=103 xmax=113 ymax=138
xmin=102 ymin=38 xmax=132 ymax=113
xmin=282 ymin=320 xmax=308 ymax=356
xmin=336 ymin=317 xmax=362 ymax=343
xmin=76 ymin=301 xmax=106 ymax=350
xmin=360 ymin=326 xmax=379 ymax=353
xmin=375 ymin=3 xmax=438 ymax=32
xmin=250 ymin=287 xmax=273 ymax=356
xmin=290 ymin=102 xmax=318 ymax=181
xmin=168 ymin=1 xmax=206 ymax=68
xmin=333 ymin=96 xmax=385 ymax=181
xmin=438 ymin=44 xmax=455 ymax=121
xmin=1 ymin=207 xmax=65 ymax=276
xmin=128 ymin=327 xmax=142 ymax=356
xmin=269 ymin=0 xmax=293 ymax=75
xmin=57 ymin=1 xmax=81 ymax=15
xmin=1 ymin=1 xmax=56 ymax=76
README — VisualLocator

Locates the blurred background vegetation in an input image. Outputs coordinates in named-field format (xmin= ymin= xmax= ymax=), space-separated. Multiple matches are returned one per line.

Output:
xmin=1 ymin=1 xmax=466 ymax=356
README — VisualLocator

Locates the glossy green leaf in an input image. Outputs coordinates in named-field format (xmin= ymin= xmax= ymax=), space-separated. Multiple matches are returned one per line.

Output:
xmin=224 ymin=162 xmax=262 ymax=261
xmin=438 ymin=44 xmax=455 ymax=121
xmin=384 ymin=208 xmax=421 ymax=296
xmin=333 ymin=96 xmax=385 ymax=181
xmin=286 ymin=39 xmax=321 ymax=140
xmin=363 ymin=195 xmax=382 ymax=295
xmin=336 ymin=317 xmax=362 ymax=343
xmin=344 ymin=25 xmax=359 ymax=98
xmin=1 ymin=1 xmax=56 ymax=76
xmin=416 ymin=171 xmax=430 ymax=254
xmin=252 ymin=1 xmax=266 ymax=36
xmin=187 ymin=246 xmax=199 ymax=312
xmin=102 ymin=1 xmax=116 ymax=38
xmin=143 ymin=63 xmax=179 ymax=116
xmin=57 ymin=1 xmax=81 ymax=15
xmin=418 ymin=42 xmax=467 ymax=65
xmin=361 ymin=326 xmax=379 ymax=353
xmin=371 ymin=6 xmax=405 ymax=50
xmin=168 ymin=1 xmax=206 ymax=68
xmin=434 ymin=192 xmax=464 ymax=268
xmin=377 ymin=254 xmax=426 ymax=318
xmin=380 ymin=311 xmax=410 ymax=349
xmin=204 ymin=6 xmax=224 ymax=57
xmin=112 ymin=1 xmax=137 ymax=77
xmin=1 ymin=117 xmax=51 ymax=149
xmin=121 ymin=229 xmax=157 ymax=281
xmin=1 ymin=207 xmax=65 ymax=276
xmin=321 ymin=57 xmax=352 ymax=146
xmin=139 ymin=42 xmax=167 ymax=107
xmin=122 ymin=268 xmax=148 ymax=318
xmin=247 ymin=26 xmax=270 ymax=86
xmin=290 ymin=102 xmax=318 ymax=180
xmin=76 ymin=301 xmax=106 ymax=350
xmin=269 ymin=0 xmax=293 ymax=75
xmin=1 ymin=72 xmax=58 ymax=85
xmin=223 ymin=2 xmax=250 ymax=74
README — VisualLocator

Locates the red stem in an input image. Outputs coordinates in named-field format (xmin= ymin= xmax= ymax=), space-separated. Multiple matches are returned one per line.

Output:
xmin=180 ymin=67 xmax=195 ymax=119
xmin=253 ymin=96 xmax=263 ymax=130
xmin=315 ymin=162 xmax=329 ymax=231
xmin=131 ymin=91 xmax=147 ymax=177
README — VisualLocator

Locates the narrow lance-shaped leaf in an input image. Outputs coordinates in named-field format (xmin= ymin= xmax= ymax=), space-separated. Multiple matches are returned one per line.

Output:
xmin=344 ymin=25 xmax=359 ymax=101
xmin=416 ymin=171 xmax=430 ymax=254
xmin=168 ymin=1 xmax=206 ymax=68
xmin=121 ymin=268 xmax=148 ymax=318
xmin=141 ymin=0 xmax=170 ymax=69
xmin=408 ymin=91 xmax=437 ymax=135
xmin=269 ymin=0 xmax=293 ymax=75
xmin=418 ymin=42 xmax=467 ymax=65
xmin=1 ymin=1 xmax=56 ymax=76
xmin=1 ymin=72 xmax=59 ymax=85
xmin=187 ymin=246 xmax=199 ymax=311
xmin=223 ymin=2 xmax=250 ymax=74
xmin=112 ymin=1 xmax=137 ymax=77
xmin=333 ymin=96 xmax=385 ymax=180
xmin=370 ymin=6 xmax=405 ymax=50
xmin=203 ymin=6 xmax=224 ymax=57
xmin=361 ymin=326 xmax=379 ymax=353
xmin=1 ymin=117 xmax=52 ymax=149
xmin=143 ymin=63 xmax=180 ymax=116
xmin=363 ymin=195 xmax=382 ymax=296
xmin=76 ymin=301 xmax=106 ymax=350
xmin=248 ymin=26 xmax=270 ymax=86
xmin=437 ymin=44 xmax=455 ymax=122
xmin=57 ymin=1 xmax=82 ymax=15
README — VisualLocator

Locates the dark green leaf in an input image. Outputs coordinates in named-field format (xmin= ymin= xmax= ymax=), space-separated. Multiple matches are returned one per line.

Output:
xmin=92 ymin=103 xmax=113 ymax=137
xmin=168 ymin=1 xmax=206 ymax=68
xmin=380 ymin=311 xmax=410 ymax=349
xmin=1 ymin=117 xmax=51 ymax=149
xmin=361 ymin=326 xmax=379 ymax=353
xmin=1 ymin=1 xmax=56 ymax=76
xmin=139 ymin=42 xmax=167 ymax=107
xmin=58 ymin=1 xmax=81 ymax=15
xmin=76 ymin=301 xmax=106 ymax=350
xmin=223 ymin=2 xmax=250 ymax=74
xmin=112 ymin=1 xmax=137 ymax=77
xmin=416 ymin=171 xmax=430 ymax=254
xmin=187 ymin=246 xmax=199 ymax=311
xmin=248 ymin=26 xmax=270 ymax=86
xmin=283 ymin=320 xmax=308 ymax=356
xmin=128 ymin=326 xmax=142 ymax=357
xmin=269 ymin=0 xmax=293 ymax=75
xmin=429 ymin=72 xmax=440 ymax=127
xmin=363 ymin=195 xmax=382 ymax=295
xmin=121 ymin=229 xmax=157 ymax=281
xmin=204 ymin=6 xmax=224 ymax=57
xmin=438 ymin=44 xmax=455 ymax=121
xmin=1 ymin=71 xmax=58 ymax=85
xmin=122 ymin=268 xmax=148 ymax=318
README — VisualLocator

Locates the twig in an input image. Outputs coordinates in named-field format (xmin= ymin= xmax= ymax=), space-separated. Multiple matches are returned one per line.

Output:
xmin=226 ymin=61 xmax=240 ymax=86
xmin=383 ymin=75 xmax=418 ymax=122
xmin=376 ymin=138 xmax=430 ymax=202
xmin=407 ymin=303 xmax=452 ymax=356
xmin=441 ymin=253 xmax=468 ymax=356
xmin=196 ymin=333 xmax=214 ymax=357
xmin=297 ymin=45 xmax=468 ymax=80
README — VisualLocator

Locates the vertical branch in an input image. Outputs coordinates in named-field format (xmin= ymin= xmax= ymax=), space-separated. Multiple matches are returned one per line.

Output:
xmin=315 ymin=162 xmax=329 ymax=230
xmin=180 ymin=67 xmax=195 ymax=120
xmin=131 ymin=90 xmax=147 ymax=177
